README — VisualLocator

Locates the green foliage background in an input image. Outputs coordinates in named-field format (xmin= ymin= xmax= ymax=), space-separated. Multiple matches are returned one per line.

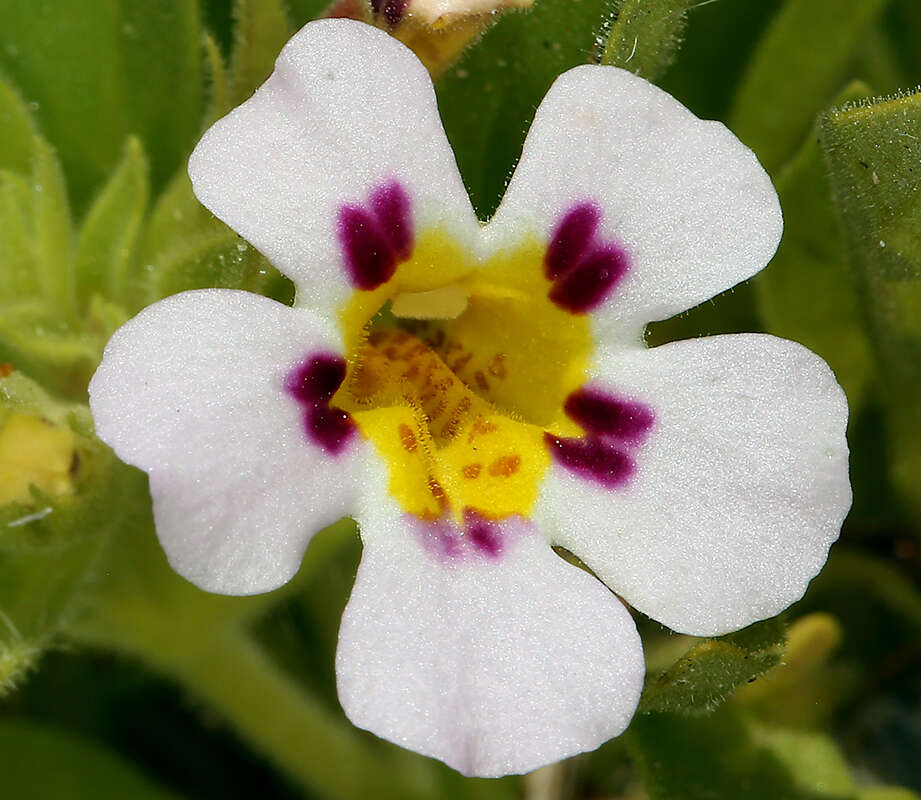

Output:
xmin=1 ymin=0 xmax=920 ymax=798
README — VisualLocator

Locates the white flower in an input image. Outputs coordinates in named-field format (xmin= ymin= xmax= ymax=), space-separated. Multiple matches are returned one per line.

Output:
xmin=89 ymin=20 xmax=851 ymax=777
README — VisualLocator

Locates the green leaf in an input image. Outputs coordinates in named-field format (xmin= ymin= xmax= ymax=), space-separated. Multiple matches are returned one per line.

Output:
xmin=31 ymin=138 xmax=75 ymax=318
xmin=0 ymin=302 xmax=99 ymax=398
xmin=203 ymin=31 xmax=232 ymax=124
xmin=0 ymin=720 xmax=180 ymax=799
xmin=74 ymin=137 xmax=149 ymax=311
xmin=730 ymin=0 xmax=889 ymax=172
xmin=140 ymin=167 xmax=217 ymax=264
xmin=150 ymin=230 xmax=262 ymax=298
xmin=600 ymin=0 xmax=694 ymax=82
xmin=229 ymin=0 xmax=292 ymax=107
xmin=755 ymin=81 xmax=874 ymax=412
xmin=0 ymin=0 xmax=202 ymax=212
xmin=437 ymin=0 xmax=611 ymax=217
xmin=749 ymin=724 xmax=856 ymax=798
xmin=629 ymin=710 xmax=856 ymax=800
xmin=0 ymin=171 xmax=38 ymax=301
xmin=0 ymin=74 xmax=36 ymax=174
xmin=640 ymin=617 xmax=786 ymax=715
xmin=861 ymin=790 xmax=921 ymax=800
xmin=819 ymin=89 xmax=921 ymax=521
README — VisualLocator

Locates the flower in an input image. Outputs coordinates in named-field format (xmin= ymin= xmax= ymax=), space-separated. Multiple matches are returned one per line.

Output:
xmin=323 ymin=0 xmax=533 ymax=76
xmin=88 ymin=19 xmax=851 ymax=777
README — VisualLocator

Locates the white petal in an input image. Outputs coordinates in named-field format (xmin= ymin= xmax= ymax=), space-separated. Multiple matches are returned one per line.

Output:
xmin=486 ymin=65 xmax=782 ymax=337
xmin=337 ymin=478 xmax=644 ymax=777
xmin=188 ymin=20 xmax=479 ymax=311
xmin=89 ymin=290 xmax=367 ymax=594
xmin=537 ymin=335 xmax=851 ymax=637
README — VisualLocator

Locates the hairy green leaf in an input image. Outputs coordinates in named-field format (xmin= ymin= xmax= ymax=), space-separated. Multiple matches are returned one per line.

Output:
xmin=203 ymin=31 xmax=232 ymax=125
xmin=820 ymin=89 xmax=921 ymax=521
xmin=731 ymin=0 xmax=889 ymax=171
xmin=230 ymin=0 xmax=292 ymax=106
xmin=74 ymin=137 xmax=149 ymax=311
xmin=0 ymin=172 xmax=38 ymax=301
xmin=0 ymin=0 xmax=202 ymax=211
xmin=31 ymin=138 xmax=75 ymax=318
xmin=600 ymin=0 xmax=694 ymax=81
xmin=755 ymin=81 xmax=874 ymax=411
xmin=640 ymin=617 xmax=786 ymax=715
xmin=0 ymin=303 xmax=99 ymax=398
xmin=0 ymin=74 xmax=36 ymax=174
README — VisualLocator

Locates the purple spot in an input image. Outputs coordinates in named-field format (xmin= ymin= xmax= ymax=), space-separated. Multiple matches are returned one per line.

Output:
xmin=285 ymin=353 xmax=355 ymax=456
xmin=464 ymin=509 xmax=503 ymax=558
xmin=544 ymin=203 xmax=600 ymax=280
xmin=338 ymin=207 xmax=397 ymax=290
xmin=338 ymin=181 xmax=414 ymax=290
xmin=564 ymin=387 xmax=654 ymax=443
xmin=307 ymin=406 xmax=355 ymax=455
xmin=548 ymin=243 xmax=629 ymax=313
xmin=285 ymin=354 xmax=347 ymax=403
xmin=544 ymin=434 xmax=634 ymax=489
xmin=544 ymin=202 xmax=629 ymax=314
xmin=370 ymin=182 xmax=413 ymax=258
xmin=380 ymin=0 xmax=408 ymax=27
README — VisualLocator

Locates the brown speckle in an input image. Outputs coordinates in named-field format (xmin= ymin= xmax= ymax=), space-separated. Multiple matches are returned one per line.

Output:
xmin=489 ymin=454 xmax=521 ymax=477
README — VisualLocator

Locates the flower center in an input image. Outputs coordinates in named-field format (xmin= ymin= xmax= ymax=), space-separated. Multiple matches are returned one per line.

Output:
xmin=333 ymin=229 xmax=596 ymax=522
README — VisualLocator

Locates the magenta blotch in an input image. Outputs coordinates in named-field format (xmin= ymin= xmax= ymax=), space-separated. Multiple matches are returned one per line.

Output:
xmin=412 ymin=510 xmax=524 ymax=562
xmin=544 ymin=203 xmax=629 ymax=313
xmin=285 ymin=353 xmax=355 ymax=455
xmin=564 ymin=387 xmax=654 ymax=443
xmin=543 ymin=434 xmax=634 ymax=489
xmin=338 ymin=180 xmax=413 ymax=290
xmin=464 ymin=509 xmax=504 ymax=558
xmin=544 ymin=203 xmax=600 ymax=280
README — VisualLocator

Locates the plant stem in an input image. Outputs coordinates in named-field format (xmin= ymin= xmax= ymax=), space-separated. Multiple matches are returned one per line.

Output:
xmin=159 ymin=626 xmax=437 ymax=800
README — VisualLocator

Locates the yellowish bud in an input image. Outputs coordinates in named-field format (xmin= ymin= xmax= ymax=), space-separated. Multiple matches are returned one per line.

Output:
xmin=0 ymin=413 xmax=77 ymax=505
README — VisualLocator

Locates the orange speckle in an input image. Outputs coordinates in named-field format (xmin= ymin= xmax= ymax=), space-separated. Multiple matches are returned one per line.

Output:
xmin=467 ymin=415 xmax=499 ymax=443
xmin=487 ymin=353 xmax=507 ymax=379
xmin=489 ymin=454 xmax=521 ymax=477
xmin=398 ymin=423 xmax=417 ymax=453
xmin=450 ymin=353 xmax=473 ymax=373
xmin=474 ymin=370 xmax=489 ymax=392
xmin=462 ymin=463 xmax=482 ymax=479
xmin=0 ymin=363 xmax=12 ymax=378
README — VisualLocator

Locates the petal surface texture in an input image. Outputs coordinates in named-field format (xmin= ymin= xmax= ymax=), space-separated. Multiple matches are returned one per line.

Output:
xmin=488 ymin=65 xmax=783 ymax=337
xmin=337 ymin=488 xmax=645 ymax=777
xmin=187 ymin=20 xmax=479 ymax=312
xmin=539 ymin=334 xmax=851 ymax=637
xmin=89 ymin=290 xmax=366 ymax=594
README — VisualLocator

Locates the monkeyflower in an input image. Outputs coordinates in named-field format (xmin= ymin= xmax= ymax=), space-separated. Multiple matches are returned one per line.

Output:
xmin=89 ymin=20 xmax=851 ymax=777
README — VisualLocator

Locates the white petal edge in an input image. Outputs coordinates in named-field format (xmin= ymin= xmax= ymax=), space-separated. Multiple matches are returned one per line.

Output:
xmin=486 ymin=65 xmax=783 ymax=340
xmin=536 ymin=334 xmax=851 ymax=637
xmin=337 ymin=471 xmax=645 ymax=777
xmin=188 ymin=19 xmax=479 ymax=312
xmin=89 ymin=289 xmax=367 ymax=595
